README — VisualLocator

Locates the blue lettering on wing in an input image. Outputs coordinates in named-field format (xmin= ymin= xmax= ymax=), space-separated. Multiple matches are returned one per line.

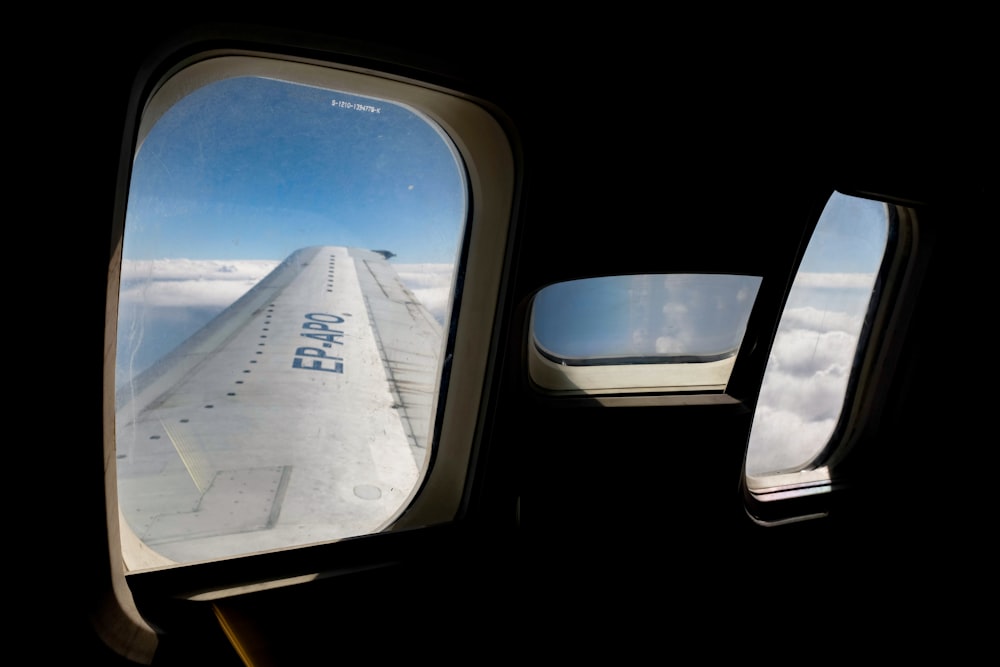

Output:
xmin=293 ymin=352 xmax=344 ymax=373
xmin=294 ymin=313 xmax=348 ymax=372
xmin=301 ymin=331 xmax=344 ymax=344
xmin=305 ymin=313 xmax=345 ymax=324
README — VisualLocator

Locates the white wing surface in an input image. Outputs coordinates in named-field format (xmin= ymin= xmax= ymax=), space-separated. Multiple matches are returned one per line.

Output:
xmin=115 ymin=246 xmax=444 ymax=568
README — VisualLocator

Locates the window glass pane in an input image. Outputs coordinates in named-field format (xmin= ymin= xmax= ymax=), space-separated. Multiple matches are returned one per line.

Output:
xmin=533 ymin=274 xmax=761 ymax=362
xmin=115 ymin=73 xmax=466 ymax=568
xmin=745 ymin=192 xmax=888 ymax=478
xmin=529 ymin=274 xmax=761 ymax=393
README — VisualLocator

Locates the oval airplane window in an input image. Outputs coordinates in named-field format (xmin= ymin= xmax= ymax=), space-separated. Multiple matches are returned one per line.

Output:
xmin=743 ymin=191 xmax=889 ymax=513
xmin=114 ymin=62 xmax=467 ymax=568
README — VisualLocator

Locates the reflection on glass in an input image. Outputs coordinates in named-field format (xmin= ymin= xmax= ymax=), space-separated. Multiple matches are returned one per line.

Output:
xmin=529 ymin=274 xmax=761 ymax=394
xmin=533 ymin=274 xmax=761 ymax=363
xmin=745 ymin=192 xmax=888 ymax=478
xmin=115 ymin=73 xmax=466 ymax=568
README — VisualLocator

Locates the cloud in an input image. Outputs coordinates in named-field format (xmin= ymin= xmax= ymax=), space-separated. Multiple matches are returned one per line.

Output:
xmin=654 ymin=335 xmax=685 ymax=354
xmin=748 ymin=295 xmax=868 ymax=475
xmin=119 ymin=259 xmax=279 ymax=308
xmin=794 ymin=272 xmax=877 ymax=289
xmin=778 ymin=306 xmax=863 ymax=336
xmin=120 ymin=258 xmax=279 ymax=282
xmin=120 ymin=279 xmax=267 ymax=309
xmin=767 ymin=323 xmax=859 ymax=378
xmin=756 ymin=354 xmax=850 ymax=424
xmin=745 ymin=403 xmax=839 ymax=476
xmin=395 ymin=263 xmax=453 ymax=324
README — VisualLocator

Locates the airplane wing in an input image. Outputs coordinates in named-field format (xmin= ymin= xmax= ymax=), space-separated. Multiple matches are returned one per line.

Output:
xmin=114 ymin=246 xmax=444 ymax=569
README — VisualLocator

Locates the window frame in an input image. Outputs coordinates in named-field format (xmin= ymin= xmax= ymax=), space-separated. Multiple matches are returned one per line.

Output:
xmin=100 ymin=35 xmax=518 ymax=661
xmin=741 ymin=195 xmax=927 ymax=526
xmin=525 ymin=273 xmax=764 ymax=398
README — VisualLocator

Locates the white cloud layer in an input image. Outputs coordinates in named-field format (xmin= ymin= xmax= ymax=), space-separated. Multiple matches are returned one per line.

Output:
xmin=120 ymin=258 xmax=279 ymax=283
xmin=747 ymin=300 xmax=866 ymax=475
xmin=746 ymin=404 xmax=839 ymax=475
xmin=119 ymin=259 xmax=455 ymax=321
xmin=794 ymin=272 xmax=877 ymax=289
xmin=120 ymin=259 xmax=279 ymax=308
xmin=394 ymin=263 xmax=454 ymax=324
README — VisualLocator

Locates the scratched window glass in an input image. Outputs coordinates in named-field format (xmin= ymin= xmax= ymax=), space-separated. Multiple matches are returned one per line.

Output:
xmin=529 ymin=274 xmax=762 ymax=394
xmin=115 ymin=74 xmax=466 ymax=569
xmin=745 ymin=192 xmax=888 ymax=480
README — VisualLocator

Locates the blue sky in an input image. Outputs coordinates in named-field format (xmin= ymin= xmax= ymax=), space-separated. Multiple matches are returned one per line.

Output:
xmin=125 ymin=76 xmax=466 ymax=263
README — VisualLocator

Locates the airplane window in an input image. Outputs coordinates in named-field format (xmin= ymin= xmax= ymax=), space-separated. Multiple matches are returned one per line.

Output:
xmin=744 ymin=192 xmax=889 ymax=486
xmin=528 ymin=274 xmax=762 ymax=395
xmin=114 ymin=66 xmax=466 ymax=568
